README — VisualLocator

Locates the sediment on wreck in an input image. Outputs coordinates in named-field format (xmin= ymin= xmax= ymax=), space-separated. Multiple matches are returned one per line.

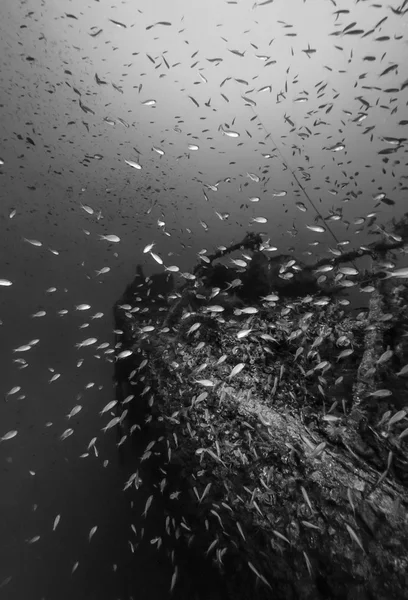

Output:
xmin=113 ymin=232 xmax=408 ymax=600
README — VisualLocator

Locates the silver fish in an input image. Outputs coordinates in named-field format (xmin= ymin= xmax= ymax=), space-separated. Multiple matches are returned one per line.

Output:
xmin=384 ymin=267 xmax=408 ymax=279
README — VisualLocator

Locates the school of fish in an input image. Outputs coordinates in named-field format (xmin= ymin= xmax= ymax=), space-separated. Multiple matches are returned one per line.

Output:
xmin=1 ymin=0 xmax=408 ymax=596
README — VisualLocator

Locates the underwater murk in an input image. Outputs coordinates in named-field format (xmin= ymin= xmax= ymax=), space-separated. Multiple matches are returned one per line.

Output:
xmin=1 ymin=0 xmax=408 ymax=598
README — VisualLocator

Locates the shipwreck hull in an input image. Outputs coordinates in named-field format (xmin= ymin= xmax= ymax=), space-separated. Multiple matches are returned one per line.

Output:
xmin=112 ymin=275 xmax=408 ymax=600
xmin=112 ymin=229 xmax=408 ymax=599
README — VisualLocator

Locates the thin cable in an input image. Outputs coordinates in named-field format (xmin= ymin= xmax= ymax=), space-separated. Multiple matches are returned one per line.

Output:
xmin=247 ymin=104 xmax=341 ymax=246
xmin=246 ymin=106 xmax=366 ymax=272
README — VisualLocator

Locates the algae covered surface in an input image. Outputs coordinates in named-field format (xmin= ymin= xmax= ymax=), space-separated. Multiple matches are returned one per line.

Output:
xmin=113 ymin=253 xmax=408 ymax=600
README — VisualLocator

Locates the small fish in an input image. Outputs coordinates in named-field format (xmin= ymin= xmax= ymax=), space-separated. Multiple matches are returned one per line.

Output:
xmin=150 ymin=252 xmax=163 ymax=265
xmin=88 ymin=526 xmax=98 ymax=541
xmin=188 ymin=95 xmax=199 ymax=107
xmin=187 ymin=322 xmax=201 ymax=335
xmin=237 ymin=328 xmax=252 ymax=339
xmin=0 ymin=430 xmax=18 ymax=442
xmin=95 ymin=267 xmax=110 ymax=276
xmin=383 ymin=267 xmax=408 ymax=279
xmin=215 ymin=355 xmax=227 ymax=366
xmin=71 ymin=561 xmax=79 ymax=574
xmin=146 ymin=21 xmax=172 ymax=30
xmin=122 ymin=394 xmax=135 ymax=406
xmin=124 ymin=159 xmax=142 ymax=170
xmin=247 ymin=172 xmax=260 ymax=182
xmin=231 ymin=259 xmax=247 ymax=268
xmin=294 ymin=347 xmax=304 ymax=361
xmin=100 ymin=400 xmax=118 ymax=415
xmin=238 ymin=307 xmax=258 ymax=314
xmin=221 ymin=129 xmax=240 ymax=138
xmin=236 ymin=521 xmax=246 ymax=540
xmin=194 ymin=379 xmax=215 ymax=387
xmin=296 ymin=202 xmax=307 ymax=212
xmin=327 ymin=143 xmax=345 ymax=152
xmin=152 ymin=146 xmax=165 ymax=155
xmin=111 ymin=83 xmax=122 ymax=94
xmin=170 ymin=567 xmax=178 ymax=593
xmin=117 ymin=117 xmax=129 ymax=128
xmin=60 ymin=428 xmax=74 ymax=441
xmin=13 ymin=345 xmax=33 ymax=353
xmin=309 ymin=441 xmax=326 ymax=459
xmin=23 ymin=238 xmax=42 ymax=247
xmin=5 ymin=386 xmax=21 ymax=398
xmin=143 ymin=495 xmax=153 ymax=518
xmin=76 ymin=338 xmax=97 ymax=348
xmin=300 ymin=486 xmax=314 ymax=513
xmin=75 ymin=304 xmax=91 ymax=311
xmin=314 ymin=264 xmax=334 ymax=274
xmin=0 ymin=279 xmax=13 ymax=286
xmin=53 ymin=515 xmax=61 ymax=531
xmin=102 ymin=417 xmax=120 ymax=432
xmin=368 ymin=389 xmax=392 ymax=398
xmin=247 ymin=561 xmax=271 ymax=589
xmin=99 ymin=234 xmax=120 ymax=243
xmin=396 ymin=364 xmax=408 ymax=377
xmin=27 ymin=536 xmax=40 ymax=544
xmin=377 ymin=348 xmax=393 ymax=365
xmin=345 ymin=524 xmax=364 ymax=552
xmin=117 ymin=350 xmax=133 ymax=359
xmin=80 ymin=203 xmax=94 ymax=215
xmin=338 ymin=267 xmax=359 ymax=276
xmin=388 ymin=410 xmax=406 ymax=427
xmin=229 ymin=363 xmax=245 ymax=378
xmin=109 ymin=18 xmax=127 ymax=28
xmin=306 ymin=225 xmax=326 ymax=233
xmin=67 ymin=405 xmax=82 ymax=419
xmin=143 ymin=242 xmax=155 ymax=253
xmin=337 ymin=349 xmax=354 ymax=360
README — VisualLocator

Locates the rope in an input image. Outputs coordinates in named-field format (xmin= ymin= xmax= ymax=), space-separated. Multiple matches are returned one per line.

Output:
xmin=246 ymin=102 xmax=341 ymax=246
xmin=228 ymin=78 xmax=340 ymax=245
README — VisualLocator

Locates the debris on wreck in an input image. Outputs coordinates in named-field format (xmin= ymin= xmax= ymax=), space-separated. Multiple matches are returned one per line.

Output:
xmin=113 ymin=227 xmax=408 ymax=600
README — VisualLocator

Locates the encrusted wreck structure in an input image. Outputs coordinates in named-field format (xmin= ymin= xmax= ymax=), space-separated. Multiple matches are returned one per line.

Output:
xmin=112 ymin=229 xmax=408 ymax=600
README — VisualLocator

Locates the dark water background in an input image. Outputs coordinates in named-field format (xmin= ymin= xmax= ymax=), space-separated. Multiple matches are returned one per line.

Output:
xmin=0 ymin=311 xmax=173 ymax=600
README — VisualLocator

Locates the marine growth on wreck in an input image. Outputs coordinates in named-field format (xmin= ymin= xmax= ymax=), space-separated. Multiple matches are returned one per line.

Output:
xmin=113 ymin=228 xmax=408 ymax=600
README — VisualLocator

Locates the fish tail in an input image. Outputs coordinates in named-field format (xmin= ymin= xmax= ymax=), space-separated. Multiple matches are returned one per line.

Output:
xmin=383 ymin=271 xmax=394 ymax=279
